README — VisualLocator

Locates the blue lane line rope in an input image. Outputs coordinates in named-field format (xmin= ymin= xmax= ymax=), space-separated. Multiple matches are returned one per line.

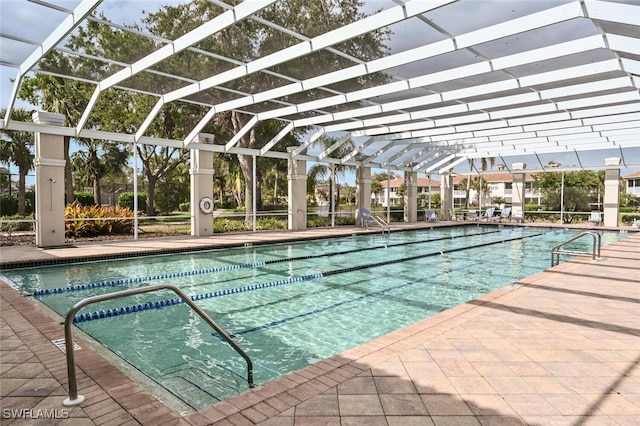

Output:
xmin=35 ymin=228 xmax=503 ymax=297
xmin=32 ymin=261 xmax=267 ymax=296
xmin=71 ymin=230 xmax=545 ymax=324
xmin=72 ymin=272 xmax=323 ymax=323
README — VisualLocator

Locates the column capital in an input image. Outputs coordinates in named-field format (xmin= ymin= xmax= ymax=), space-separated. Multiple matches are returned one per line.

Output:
xmin=32 ymin=111 xmax=65 ymax=126
xmin=34 ymin=158 xmax=66 ymax=167
xmin=189 ymin=168 xmax=215 ymax=175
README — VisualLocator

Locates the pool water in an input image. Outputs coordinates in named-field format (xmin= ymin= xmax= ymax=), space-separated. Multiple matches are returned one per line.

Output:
xmin=2 ymin=226 xmax=624 ymax=410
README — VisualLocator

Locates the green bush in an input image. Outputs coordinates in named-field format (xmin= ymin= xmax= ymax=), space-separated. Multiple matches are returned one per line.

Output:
xmin=178 ymin=202 xmax=190 ymax=212
xmin=0 ymin=191 xmax=35 ymax=216
xmin=212 ymin=218 xmax=249 ymax=233
xmin=621 ymin=213 xmax=640 ymax=225
xmin=256 ymin=217 xmax=287 ymax=230
xmin=74 ymin=191 xmax=96 ymax=206
xmin=307 ymin=216 xmax=331 ymax=228
xmin=0 ymin=214 xmax=34 ymax=232
xmin=117 ymin=192 xmax=147 ymax=212
xmin=0 ymin=195 xmax=18 ymax=216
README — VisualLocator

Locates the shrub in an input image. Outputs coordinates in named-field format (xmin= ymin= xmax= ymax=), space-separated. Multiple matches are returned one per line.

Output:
xmin=65 ymin=201 xmax=134 ymax=237
xmin=117 ymin=192 xmax=146 ymax=212
xmin=621 ymin=213 xmax=640 ymax=226
xmin=74 ymin=191 xmax=96 ymax=206
xmin=212 ymin=218 xmax=249 ymax=233
xmin=0 ymin=195 xmax=18 ymax=216
xmin=256 ymin=217 xmax=287 ymax=230
xmin=307 ymin=216 xmax=331 ymax=228
xmin=178 ymin=202 xmax=190 ymax=212
xmin=0 ymin=214 xmax=34 ymax=233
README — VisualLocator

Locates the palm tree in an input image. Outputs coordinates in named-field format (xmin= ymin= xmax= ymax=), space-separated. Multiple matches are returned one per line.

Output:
xmin=307 ymin=135 xmax=356 ymax=223
xmin=71 ymin=139 xmax=129 ymax=205
xmin=0 ymin=108 xmax=34 ymax=215
xmin=371 ymin=180 xmax=382 ymax=207
xmin=465 ymin=157 xmax=495 ymax=208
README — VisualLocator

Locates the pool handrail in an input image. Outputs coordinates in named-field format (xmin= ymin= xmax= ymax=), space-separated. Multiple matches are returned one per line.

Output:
xmin=62 ymin=283 xmax=254 ymax=406
xmin=551 ymin=230 xmax=601 ymax=267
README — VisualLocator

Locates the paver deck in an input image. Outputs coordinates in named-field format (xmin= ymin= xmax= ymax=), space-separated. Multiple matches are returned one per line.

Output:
xmin=1 ymin=223 xmax=639 ymax=425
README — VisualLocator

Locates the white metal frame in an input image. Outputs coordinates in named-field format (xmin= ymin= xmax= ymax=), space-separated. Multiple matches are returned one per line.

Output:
xmin=1 ymin=0 xmax=638 ymax=174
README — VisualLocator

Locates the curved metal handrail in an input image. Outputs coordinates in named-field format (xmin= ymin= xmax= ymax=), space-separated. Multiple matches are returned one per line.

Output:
xmin=62 ymin=283 xmax=253 ymax=406
xmin=371 ymin=214 xmax=391 ymax=234
xmin=551 ymin=231 xmax=601 ymax=267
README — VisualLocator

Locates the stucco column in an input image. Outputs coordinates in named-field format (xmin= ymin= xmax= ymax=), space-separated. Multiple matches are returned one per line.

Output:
xmin=33 ymin=111 xmax=66 ymax=247
xmin=190 ymin=148 xmax=214 ymax=236
xmin=288 ymin=147 xmax=307 ymax=230
xmin=512 ymin=162 xmax=526 ymax=222
xmin=355 ymin=166 xmax=371 ymax=224
xmin=404 ymin=171 xmax=417 ymax=222
xmin=603 ymin=157 xmax=620 ymax=227
xmin=440 ymin=173 xmax=453 ymax=220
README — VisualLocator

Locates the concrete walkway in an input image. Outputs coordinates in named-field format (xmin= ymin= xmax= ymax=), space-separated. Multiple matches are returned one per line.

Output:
xmin=1 ymin=224 xmax=639 ymax=425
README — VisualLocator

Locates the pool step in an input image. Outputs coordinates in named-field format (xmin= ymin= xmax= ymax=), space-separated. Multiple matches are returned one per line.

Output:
xmin=161 ymin=365 xmax=248 ymax=410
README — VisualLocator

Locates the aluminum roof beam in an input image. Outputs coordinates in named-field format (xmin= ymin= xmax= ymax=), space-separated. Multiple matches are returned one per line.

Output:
xmin=3 ymin=0 xmax=101 ymax=125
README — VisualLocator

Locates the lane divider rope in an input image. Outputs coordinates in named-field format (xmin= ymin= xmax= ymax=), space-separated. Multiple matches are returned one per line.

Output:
xmin=72 ymin=231 xmax=544 ymax=324
xmin=72 ymin=272 xmax=324 ymax=323
xmin=34 ymin=228 xmax=503 ymax=297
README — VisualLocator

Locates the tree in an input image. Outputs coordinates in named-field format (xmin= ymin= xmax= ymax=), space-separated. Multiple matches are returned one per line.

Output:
xmin=340 ymin=184 xmax=356 ymax=205
xmin=459 ymin=176 xmax=489 ymax=206
xmin=373 ymin=171 xmax=399 ymax=182
xmin=143 ymin=0 xmax=390 ymax=220
xmin=19 ymin=16 xmax=201 ymax=216
xmin=306 ymin=135 xmax=357 ymax=212
xmin=155 ymin=162 xmax=190 ymax=214
xmin=0 ymin=108 xmax=34 ymax=215
xmin=534 ymin=170 xmax=603 ymax=223
xmin=420 ymin=192 xmax=440 ymax=209
xmin=371 ymin=180 xmax=382 ymax=206
xmin=19 ymin=75 xmax=96 ymax=204
xmin=71 ymin=139 xmax=129 ymax=205
xmin=19 ymin=1 xmax=390 ymax=220
xmin=464 ymin=158 xmax=495 ymax=208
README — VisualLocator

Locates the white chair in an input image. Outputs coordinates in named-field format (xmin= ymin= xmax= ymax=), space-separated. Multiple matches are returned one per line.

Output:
xmin=425 ymin=210 xmax=439 ymax=222
xmin=496 ymin=207 xmax=511 ymax=222
xmin=357 ymin=208 xmax=376 ymax=228
xmin=477 ymin=207 xmax=495 ymax=221
xmin=511 ymin=209 xmax=524 ymax=223
xmin=587 ymin=210 xmax=602 ymax=226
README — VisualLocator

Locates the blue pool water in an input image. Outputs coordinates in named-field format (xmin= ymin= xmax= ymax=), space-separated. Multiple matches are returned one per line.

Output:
xmin=2 ymin=226 xmax=624 ymax=410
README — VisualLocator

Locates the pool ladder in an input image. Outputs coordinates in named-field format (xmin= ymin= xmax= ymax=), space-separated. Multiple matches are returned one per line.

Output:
xmin=61 ymin=284 xmax=254 ymax=406
xmin=371 ymin=215 xmax=391 ymax=234
xmin=551 ymin=231 xmax=601 ymax=267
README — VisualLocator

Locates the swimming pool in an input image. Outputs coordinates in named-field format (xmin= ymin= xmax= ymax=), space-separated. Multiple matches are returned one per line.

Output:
xmin=2 ymin=225 xmax=624 ymax=411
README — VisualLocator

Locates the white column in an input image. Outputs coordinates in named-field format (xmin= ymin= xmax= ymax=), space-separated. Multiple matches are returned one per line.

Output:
xmin=404 ymin=171 xmax=417 ymax=222
xmin=33 ymin=111 xmax=66 ymax=247
xmin=603 ymin=157 xmax=620 ymax=227
xmin=287 ymin=147 xmax=307 ymax=230
xmin=512 ymin=162 xmax=526 ymax=222
xmin=355 ymin=166 xmax=371 ymax=225
xmin=440 ymin=172 xmax=453 ymax=220
xmin=190 ymin=148 xmax=214 ymax=236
